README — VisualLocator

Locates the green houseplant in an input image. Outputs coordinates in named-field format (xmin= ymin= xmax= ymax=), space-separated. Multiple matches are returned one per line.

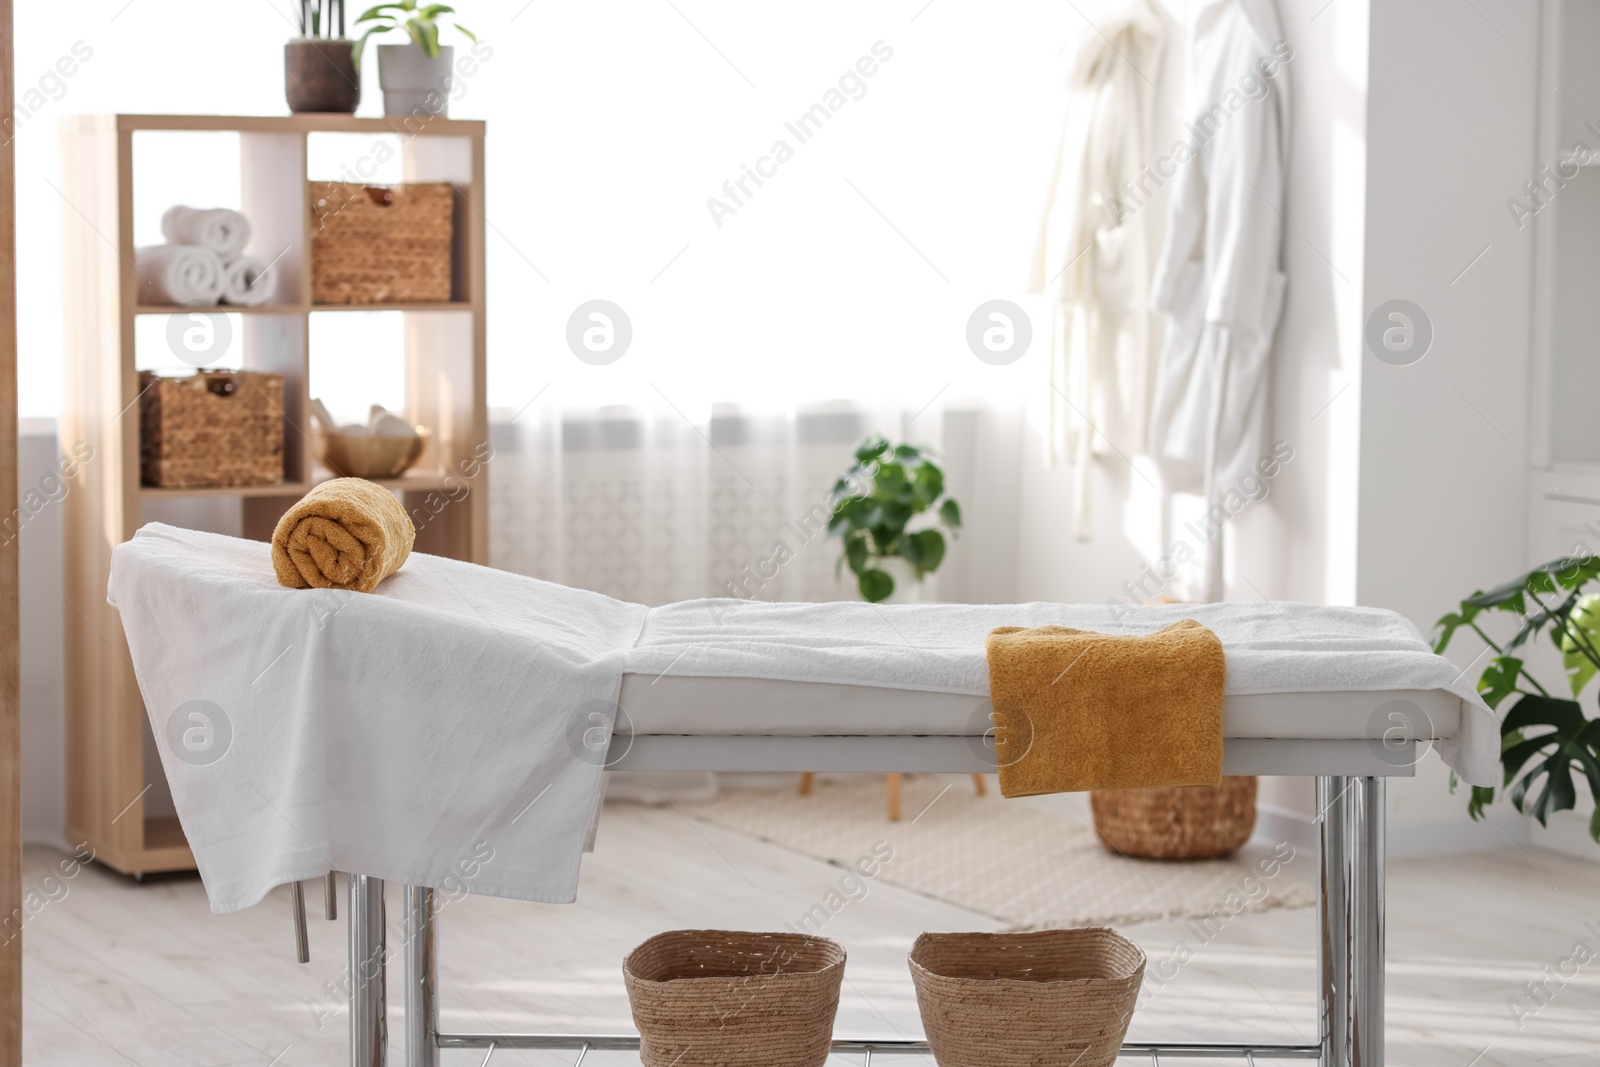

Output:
xmin=829 ymin=436 xmax=962 ymax=604
xmin=355 ymin=2 xmax=479 ymax=118
xmin=1434 ymin=556 xmax=1600 ymax=843
xmin=286 ymin=1 xmax=360 ymax=114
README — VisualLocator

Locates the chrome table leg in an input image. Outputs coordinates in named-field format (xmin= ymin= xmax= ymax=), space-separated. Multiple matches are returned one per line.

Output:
xmin=1351 ymin=777 xmax=1386 ymax=1066
xmin=1318 ymin=775 xmax=1385 ymax=1067
xmin=1319 ymin=775 xmax=1351 ymax=1066
xmin=405 ymin=885 xmax=440 ymax=1067
xmin=291 ymin=880 xmax=309 ymax=964
xmin=349 ymin=875 xmax=387 ymax=1067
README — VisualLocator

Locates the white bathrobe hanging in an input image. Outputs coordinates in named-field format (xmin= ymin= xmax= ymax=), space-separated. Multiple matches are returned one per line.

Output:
xmin=1149 ymin=0 xmax=1291 ymax=504
xmin=1030 ymin=0 xmax=1165 ymax=541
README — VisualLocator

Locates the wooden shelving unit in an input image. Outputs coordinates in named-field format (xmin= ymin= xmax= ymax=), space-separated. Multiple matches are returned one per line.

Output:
xmin=60 ymin=114 xmax=488 ymax=875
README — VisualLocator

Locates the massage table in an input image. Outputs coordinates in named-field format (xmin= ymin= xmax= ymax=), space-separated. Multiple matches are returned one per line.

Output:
xmin=106 ymin=525 xmax=1497 ymax=1067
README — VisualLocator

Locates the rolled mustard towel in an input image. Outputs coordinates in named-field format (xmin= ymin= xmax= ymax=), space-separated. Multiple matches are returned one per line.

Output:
xmin=985 ymin=619 xmax=1225 ymax=796
xmin=271 ymin=478 xmax=416 ymax=592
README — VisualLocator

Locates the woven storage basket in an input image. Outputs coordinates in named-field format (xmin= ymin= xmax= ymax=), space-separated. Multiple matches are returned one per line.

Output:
xmin=309 ymin=181 xmax=455 ymax=304
xmin=1090 ymin=776 xmax=1258 ymax=860
xmin=139 ymin=371 xmax=285 ymax=488
xmin=909 ymin=928 xmax=1144 ymax=1067
xmin=623 ymin=930 xmax=845 ymax=1067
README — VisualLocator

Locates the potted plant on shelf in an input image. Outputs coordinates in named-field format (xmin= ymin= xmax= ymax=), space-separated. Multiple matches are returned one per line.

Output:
xmin=286 ymin=1 xmax=361 ymax=114
xmin=355 ymin=1 xmax=479 ymax=119
xmin=1435 ymin=556 xmax=1600 ymax=845
xmin=829 ymin=436 xmax=962 ymax=604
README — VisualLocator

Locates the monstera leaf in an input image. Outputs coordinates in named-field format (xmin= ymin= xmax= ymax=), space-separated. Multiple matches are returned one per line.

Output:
xmin=1438 ymin=556 xmax=1600 ymax=845
xmin=1434 ymin=556 xmax=1600 ymax=659
xmin=1559 ymin=594 xmax=1600 ymax=696
xmin=1477 ymin=656 xmax=1525 ymax=710
xmin=1497 ymin=694 xmax=1600 ymax=837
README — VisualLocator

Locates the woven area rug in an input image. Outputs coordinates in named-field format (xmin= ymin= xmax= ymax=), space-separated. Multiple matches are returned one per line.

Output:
xmin=684 ymin=775 xmax=1316 ymax=929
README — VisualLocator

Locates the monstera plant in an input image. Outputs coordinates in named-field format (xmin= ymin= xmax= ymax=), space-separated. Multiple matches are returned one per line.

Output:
xmin=1434 ymin=556 xmax=1600 ymax=842
xmin=829 ymin=436 xmax=961 ymax=603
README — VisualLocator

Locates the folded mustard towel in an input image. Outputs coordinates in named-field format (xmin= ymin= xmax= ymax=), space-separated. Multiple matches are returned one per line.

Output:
xmin=271 ymin=477 xmax=415 ymax=592
xmin=985 ymin=620 xmax=1224 ymax=796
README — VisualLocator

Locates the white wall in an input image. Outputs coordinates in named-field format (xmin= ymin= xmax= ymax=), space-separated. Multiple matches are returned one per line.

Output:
xmin=1358 ymin=2 xmax=1538 ymax=665
xmin=1357 ymin=0 xmax=1542 ymax=847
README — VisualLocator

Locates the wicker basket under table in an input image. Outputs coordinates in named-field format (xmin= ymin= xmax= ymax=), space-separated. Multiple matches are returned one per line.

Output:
xmin=139 ymin=370 xmax=285 ymax=488
xmin=909 ymin=928 xmax=1145 ymax=1067
xmin=623 ymin=929 xmax=845 ymax=1067
xmin=1090 ymin=776 xmax=1258 ymax=860
xmin=310 ymin=181 xmax=455 ymax=304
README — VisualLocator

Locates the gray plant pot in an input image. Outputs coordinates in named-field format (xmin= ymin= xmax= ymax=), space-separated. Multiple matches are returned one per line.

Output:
xmin=377 ymin=43 xmax=455 ymax=119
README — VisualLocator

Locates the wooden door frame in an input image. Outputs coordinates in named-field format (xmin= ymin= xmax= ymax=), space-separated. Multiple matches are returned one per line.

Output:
xmin=1 ymin=0 xmax=22 ymax=1061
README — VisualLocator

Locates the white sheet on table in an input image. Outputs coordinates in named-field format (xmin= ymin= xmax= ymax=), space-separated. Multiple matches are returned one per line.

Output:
xmin=629 ymin=598 xmax=1499 ymax=787
xmin=109 ymin=524 xmax=648 ymax=913
xmin=111 ymin=525 xmax=1501 ymax=914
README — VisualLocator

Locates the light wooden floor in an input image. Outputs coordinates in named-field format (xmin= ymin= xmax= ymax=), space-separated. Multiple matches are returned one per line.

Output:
xmin=19 ymin=785 xmax=1600 ymax=1066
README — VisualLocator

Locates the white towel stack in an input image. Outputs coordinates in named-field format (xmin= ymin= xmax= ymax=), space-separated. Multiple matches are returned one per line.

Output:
xmin=136 ymin=206 xmax=274 ymax=308
xmin=219 ymin=256 xmax=274 ymax=307
xmin=134 ymin=245 xmax=224 ymax=307
xmin=161 ymin=206 xmax=250 ymax=258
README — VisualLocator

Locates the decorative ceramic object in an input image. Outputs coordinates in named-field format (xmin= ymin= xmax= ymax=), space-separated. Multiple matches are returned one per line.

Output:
xmin=285 ymin=39 xmax=360 ymax=114
xmin=377 ymin=43 xmax=454 ymax=118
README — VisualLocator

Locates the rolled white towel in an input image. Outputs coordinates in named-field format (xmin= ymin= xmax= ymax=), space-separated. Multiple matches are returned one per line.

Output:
xmin=135 ymin=245 xmax=224 ymax=307
xmin=161 ymin=206 xmax=251 ymax=259
xmin=220 ymin=256 xmax=275 ymax=307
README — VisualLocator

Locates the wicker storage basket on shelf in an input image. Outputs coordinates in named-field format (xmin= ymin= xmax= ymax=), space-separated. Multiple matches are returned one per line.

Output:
xmin=309 ymin=181 xmax=455 ymax=304
xmin=909 ymin=928 xmax=1145 ymax=1067
xmin=1090 ymin=776 xmax=1258 ymax=860
xmin=623 ymin=929 xmax=845 ymax=1067
xmin=138 ymin=370 xmax=284 ymax=488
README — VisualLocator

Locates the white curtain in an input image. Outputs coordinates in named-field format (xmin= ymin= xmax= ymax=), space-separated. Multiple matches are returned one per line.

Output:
xmin=487 ymin=400 xmax=1021 ymax=607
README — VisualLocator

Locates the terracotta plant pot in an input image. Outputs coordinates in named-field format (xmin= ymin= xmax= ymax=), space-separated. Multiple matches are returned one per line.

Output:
xmin=285 ymin=39 xmax=360 ymax=114
xmin=377 ymin=43 xmax=454 ymax=118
